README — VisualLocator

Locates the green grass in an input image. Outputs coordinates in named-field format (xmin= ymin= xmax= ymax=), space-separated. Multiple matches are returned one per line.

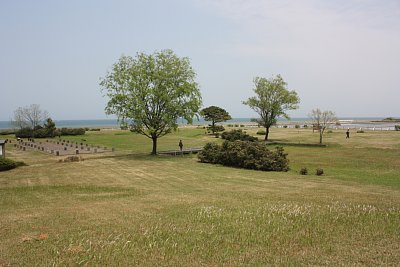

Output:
xmin=58 ymin=127 xmax=210 ymax=153
xmin=0 ymin=127 xmax=399 ymax=266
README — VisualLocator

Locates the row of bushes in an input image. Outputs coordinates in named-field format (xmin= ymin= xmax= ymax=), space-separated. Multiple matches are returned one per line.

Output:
xmin=58 ymin=128 xmax=86 ymax=136
xmin=15 ymin=127 xmax=86 ymax=138
xmin=15 ymin=127 xmax=55 ymax=138
xmin=198 ymin=140 xmax=289 ymax=172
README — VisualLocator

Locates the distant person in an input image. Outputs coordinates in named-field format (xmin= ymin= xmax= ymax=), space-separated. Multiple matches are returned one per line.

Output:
xmin=179 ymin=140 xmax=183 ymax=151
xmin=346 ymin=128 xmax=350 ymax=139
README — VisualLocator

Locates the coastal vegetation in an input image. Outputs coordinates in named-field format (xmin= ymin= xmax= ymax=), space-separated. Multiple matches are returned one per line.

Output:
xmin=1 ymin=127 xmax=399 ymax=265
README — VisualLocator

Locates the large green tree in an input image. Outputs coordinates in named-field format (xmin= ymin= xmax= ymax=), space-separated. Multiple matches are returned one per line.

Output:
xmin=100 ymin=50 xmax=202 ymax=154
xmin=200 ymin=106 xmax=231 ymax=134
xmin=243 ymin=75 xmax=300 ymax=141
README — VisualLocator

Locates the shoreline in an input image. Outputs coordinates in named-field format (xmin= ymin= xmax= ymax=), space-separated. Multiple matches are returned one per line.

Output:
xmin=1 ymin=118 xmax=398 ymax=131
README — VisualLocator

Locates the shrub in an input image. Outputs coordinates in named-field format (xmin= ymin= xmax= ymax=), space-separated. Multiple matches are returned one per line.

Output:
xmin=198 ymin=143 xmax=221 ymax=164
xmin=59 ymin=128 xmax=86 ymax=136
xmin=198 ymin=141 xmax=289 ymax=172
xmin=0 ymin=158 xmax=17 ymax=171
xmin=221 ymin=129 xmax=258 ymax=142
xmin=395 ymin=125 xmax=400 ymax=131
xmin=256 ymin=130 xmax=266 ymax=135
xmin=33 ymin=128 xmax=56 ymax=138
xmin=16 ymin=127 xmax=56 ymax=138
xmin=215 ymin=133 xmax=220 ymax=138
xmin=299 ymin=168 xmax=308 ymax=175
xmin=240 ymin=125 xmax=245 ymax=127
xmin=316 ymin=168 xmax=324 ymax=176
xmin=0 ymin=158 xmax=25 ymax=171
xmin=327 ymin=130 xmax=333 ymax=133
xmin=295 ymin=125 xmax=300 ymax=129
xmin=89 ymin=128 xmax=101 ymax=131
xmin=283 ymin=125 xmax=288 ymax=128
xmin=227 ymin=124 xmax=233 ymax=127
xmin=357 ymin=130 xmax=365 ymax=133
xmin=303 ymin=124 xmax=308 ymax=128
xmin=15 ymin=127 xmax=34 ymax=138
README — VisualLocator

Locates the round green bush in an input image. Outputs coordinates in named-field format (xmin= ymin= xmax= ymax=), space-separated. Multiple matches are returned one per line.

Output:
xmin=316 ymin=168 xmax=324 ymax=176
xmin=299 ymin=168 xmax=308 ymax=175
xmin=0 ymin=158 xmax=17 ymax=171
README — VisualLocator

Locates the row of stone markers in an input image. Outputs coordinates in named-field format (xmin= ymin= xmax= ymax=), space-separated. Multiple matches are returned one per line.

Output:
xmin=13 ymin=138 xmax=114 ymax=156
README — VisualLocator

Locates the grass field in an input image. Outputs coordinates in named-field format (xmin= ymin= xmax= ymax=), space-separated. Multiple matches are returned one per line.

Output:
xmin=1 ymin=127 xmax=399 ymax=266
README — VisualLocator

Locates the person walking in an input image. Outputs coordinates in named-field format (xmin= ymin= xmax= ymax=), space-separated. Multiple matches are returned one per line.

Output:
xmin=346 ymin=128 xmax=350 ymax=139
xmin=179 ymin=140 xmax=183 ymax=151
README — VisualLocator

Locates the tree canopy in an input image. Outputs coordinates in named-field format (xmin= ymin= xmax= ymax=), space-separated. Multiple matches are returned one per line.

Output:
xmin=200 ymin=106 xmax=231 ymax=134
xmin=100 ymin=49 xmax=202 ymax=154
xmin=243 ymin=75 xmax=300 ymax=141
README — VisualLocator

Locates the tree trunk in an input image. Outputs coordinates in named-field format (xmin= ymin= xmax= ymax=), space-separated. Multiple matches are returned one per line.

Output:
xmin=319 ymin=130 xmax=323 ymax=144
xmin=211 ymin=120 xmax=215 ymax=134
xmin=151 ymin=137 xmax=157 ymax=155
xmin=264 ymin=127 xmax=270 ymax=141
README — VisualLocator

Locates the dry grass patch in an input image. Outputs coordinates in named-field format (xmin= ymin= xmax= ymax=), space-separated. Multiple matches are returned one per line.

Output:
xmin=0 ymin=128 xmax=399 ymax=265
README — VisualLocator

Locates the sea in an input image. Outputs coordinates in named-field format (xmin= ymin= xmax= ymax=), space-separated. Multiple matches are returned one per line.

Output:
xmin=0 ymin=117 xmax=397 ymax=130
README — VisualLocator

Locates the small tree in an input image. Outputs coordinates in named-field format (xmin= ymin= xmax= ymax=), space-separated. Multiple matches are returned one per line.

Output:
xmin=200 ymin=106 xmax=231 ymax=135
xmin=309 ymin=109 xmax=337 ymax=144
xmin=100 ymin=50 xmax=202 ymax=155
xmin=243 ymin=75 xmax=300 ymax=141
xmin=44 ymin=118 xmax=56 ymax=137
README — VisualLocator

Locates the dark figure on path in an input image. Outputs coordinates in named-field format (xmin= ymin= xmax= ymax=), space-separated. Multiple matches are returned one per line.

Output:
xmin=346 ymin=128 xmax=350 ymax=139
xmin=179 ymin=140 xmax=183 ymax=151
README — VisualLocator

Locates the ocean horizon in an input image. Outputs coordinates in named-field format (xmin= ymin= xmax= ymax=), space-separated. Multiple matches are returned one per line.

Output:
xmin=0 ymin=117 xmax=391 ymax=130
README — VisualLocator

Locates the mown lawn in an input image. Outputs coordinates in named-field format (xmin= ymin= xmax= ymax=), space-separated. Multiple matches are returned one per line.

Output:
xmin=0 ymin=127 xmax=399 ymax=266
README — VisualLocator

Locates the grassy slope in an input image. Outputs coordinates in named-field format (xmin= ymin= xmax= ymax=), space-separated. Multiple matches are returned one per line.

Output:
xmin=0 ymin=127 xmax=399 ymax=266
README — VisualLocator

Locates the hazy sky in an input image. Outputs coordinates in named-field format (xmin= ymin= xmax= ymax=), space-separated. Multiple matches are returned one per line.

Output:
xmin=1 ymin=0 xmax=399 ymax=120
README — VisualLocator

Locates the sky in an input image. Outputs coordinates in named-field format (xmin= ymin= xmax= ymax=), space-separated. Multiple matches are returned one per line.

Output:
xmin=1 ymin=0 xmax=399 ymax=120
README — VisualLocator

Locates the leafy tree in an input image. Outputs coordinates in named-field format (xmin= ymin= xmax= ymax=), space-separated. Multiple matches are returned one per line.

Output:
xmin=100 ymin=50 xmax=202 ymax=154
xmin=200 ymin=106 xmax=231 ymax=134
xmin=243 ymin=75 xmax=300 ymax=141
xmin=44 ymin=118 xmax=56 ymax=137
xmin=309 ymin=108 xmax=337 ymax=144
